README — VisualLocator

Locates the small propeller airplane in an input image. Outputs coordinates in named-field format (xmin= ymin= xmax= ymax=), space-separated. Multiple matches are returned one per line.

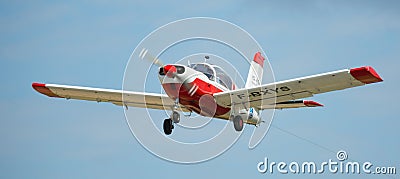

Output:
xmin=32 ymin=49 xmax=383 ymax=135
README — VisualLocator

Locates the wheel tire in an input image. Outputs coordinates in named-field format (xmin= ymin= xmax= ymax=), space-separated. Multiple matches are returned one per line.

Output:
xmin=233 ymin=115 xmax=244 ymax=132
xmin=163 ymin=118 xmax=173 ymax=135
xmin=172 ymin=111 xmax=180 ymax=123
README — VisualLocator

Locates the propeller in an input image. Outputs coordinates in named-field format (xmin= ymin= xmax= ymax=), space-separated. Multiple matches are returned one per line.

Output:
xmin=138 ymin=48 xmax=189 ymax=112
xmin=138 ymin=48 xmax=191 ymax=89
xmin=138 ymin=48 xmax=177 ymax=78
xmin=139 ymin=48 xmax=164 ymax=67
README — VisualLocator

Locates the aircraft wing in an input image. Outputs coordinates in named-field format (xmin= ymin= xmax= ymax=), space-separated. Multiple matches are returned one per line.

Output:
xmin=32 ymin=83 xmax=189 ymax=112
xmin=213 ymin=66 xmax=383 ymax=110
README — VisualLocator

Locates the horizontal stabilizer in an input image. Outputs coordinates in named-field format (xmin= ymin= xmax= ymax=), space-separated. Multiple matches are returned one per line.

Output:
xmin=275 ymin=100 xmax=323 ymax=109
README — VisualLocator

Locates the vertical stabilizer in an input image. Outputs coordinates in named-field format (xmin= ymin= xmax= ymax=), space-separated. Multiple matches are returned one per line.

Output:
xmin=245 ymin=52 xmax=265 ymax=88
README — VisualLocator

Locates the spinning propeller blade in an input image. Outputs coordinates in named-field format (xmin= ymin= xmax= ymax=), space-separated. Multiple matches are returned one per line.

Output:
xmin=138 ymin=48 xmax=164 ymax=67
xmin=138 ymin=48 xmax=192 ymax=90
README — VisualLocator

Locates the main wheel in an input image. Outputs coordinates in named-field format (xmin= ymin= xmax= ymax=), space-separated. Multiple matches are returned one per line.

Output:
xmin=171 ymin=111 xmax=180 ymax=123
xmin=233 ymin=115 xmax=244 ymax=132
xmin=163 ymin=118 xmax=173 ymax=135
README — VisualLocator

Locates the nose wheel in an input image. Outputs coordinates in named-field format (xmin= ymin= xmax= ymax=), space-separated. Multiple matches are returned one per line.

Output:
xmin=163 ymin=118 xmax=174 ymax=135
xmin=163 ymin=111 xmax=180 ymax=135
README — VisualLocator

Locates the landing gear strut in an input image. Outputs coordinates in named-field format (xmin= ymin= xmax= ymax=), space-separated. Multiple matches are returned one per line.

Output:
xmin=163 ymin=111 xmax=180 ymax=135
xmin=171 ymin=111 xmax=180 ymax=123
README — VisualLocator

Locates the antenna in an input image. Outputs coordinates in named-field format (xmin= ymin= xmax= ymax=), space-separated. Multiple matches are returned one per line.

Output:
xmin=204 ymin=55 xmax=210 ymax=63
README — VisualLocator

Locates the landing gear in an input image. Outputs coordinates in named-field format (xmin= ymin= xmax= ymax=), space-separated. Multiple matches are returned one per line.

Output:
xmin=162 ymin=111 xmax=180 ymax=135
xmin=172 ymin=111 xmax=180 ymax=123
xmin=163 ymin=118 xmax=174 ymax=135
xmin=233 ymin=115 xmax=244 ymax=132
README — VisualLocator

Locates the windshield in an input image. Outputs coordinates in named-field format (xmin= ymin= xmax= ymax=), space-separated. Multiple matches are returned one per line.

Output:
xmin=214 ymin=66 xmax=234 ymax=90
xmin=189 ymin=63 xmax=215 ymax=80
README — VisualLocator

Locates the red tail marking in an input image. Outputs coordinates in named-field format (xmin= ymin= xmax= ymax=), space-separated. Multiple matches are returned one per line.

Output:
xmin=253 ymin=52 xmax=265 ymax=67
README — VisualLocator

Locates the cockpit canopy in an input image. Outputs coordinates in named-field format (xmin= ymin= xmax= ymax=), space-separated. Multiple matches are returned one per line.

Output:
xmin=189 ymin=63 xmax=235 ymax=90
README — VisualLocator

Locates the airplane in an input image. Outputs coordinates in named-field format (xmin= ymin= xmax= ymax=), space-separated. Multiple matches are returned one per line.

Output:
xmin=32 ymin=49 xmax=383 ymax=135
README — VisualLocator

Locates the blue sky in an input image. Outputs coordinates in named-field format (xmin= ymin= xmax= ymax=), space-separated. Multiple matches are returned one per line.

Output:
xmin=1 ymin=0 xmax=399 ymax=178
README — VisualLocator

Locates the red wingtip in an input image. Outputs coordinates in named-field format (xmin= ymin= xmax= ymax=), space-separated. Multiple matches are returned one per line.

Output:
xmin=32 ymin=82 xmax=61 ymax=98
xmin=304 ymin=100 xmax=324 ymax=107
xmin=32 ymin=82 xmax=45 ymax=88
xmin=350 ymin=66 xmax=383 ymax=84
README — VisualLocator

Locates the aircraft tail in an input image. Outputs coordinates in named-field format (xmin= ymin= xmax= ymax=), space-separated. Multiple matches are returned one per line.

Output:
xmin=245 ymin=52 xmax=265 ymax=88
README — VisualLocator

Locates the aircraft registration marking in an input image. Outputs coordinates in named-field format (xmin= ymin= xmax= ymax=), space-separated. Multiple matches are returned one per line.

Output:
xmin=236 ymin=86 xmax=291 ymax=99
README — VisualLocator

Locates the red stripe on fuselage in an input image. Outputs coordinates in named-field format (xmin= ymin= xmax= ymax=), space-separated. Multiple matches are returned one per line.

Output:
xmin=162 ymin=78 xmax=231 ymax=116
